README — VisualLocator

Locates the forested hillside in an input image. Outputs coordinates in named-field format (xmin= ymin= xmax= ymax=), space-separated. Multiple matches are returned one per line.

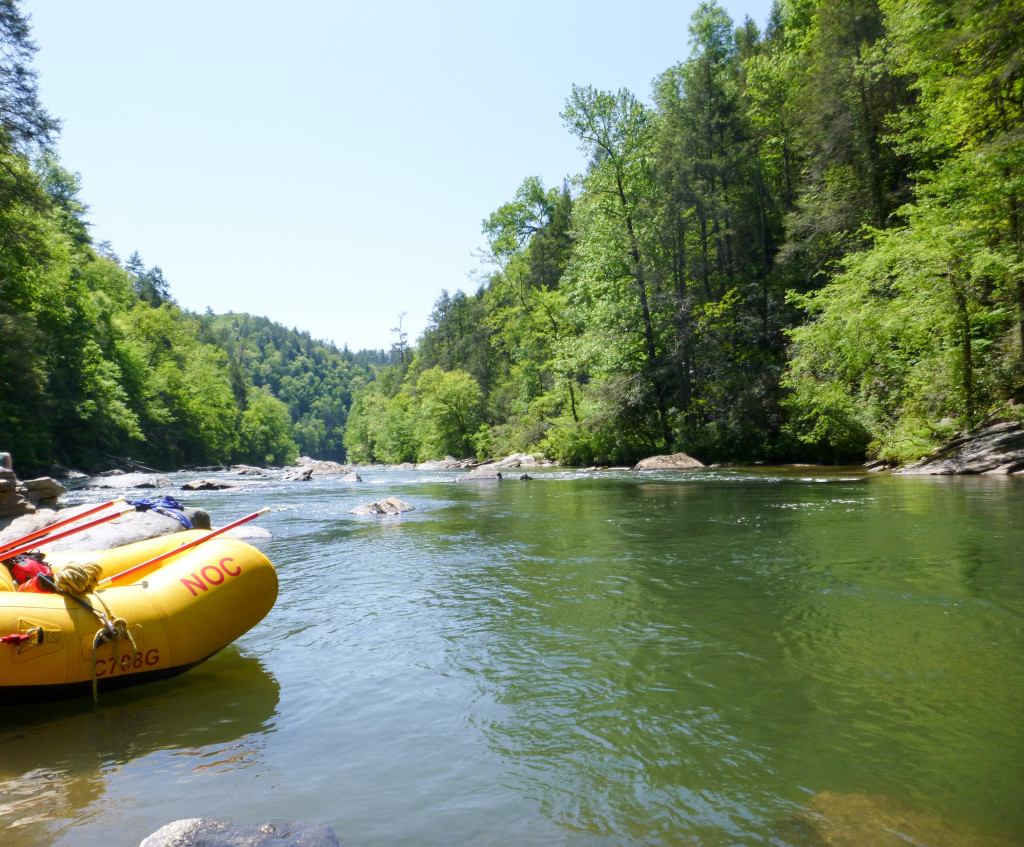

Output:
xmin=345 ymin=0 xmax=1024 ymax=467
xmin=0 ymin=0 xmax=382 ymax=475
xmin=202 ymin=313 xmax=381 ymax=462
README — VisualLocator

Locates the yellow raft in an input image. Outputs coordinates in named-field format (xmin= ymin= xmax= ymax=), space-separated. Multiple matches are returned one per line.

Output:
xmin=0 ymin=530 xmax=278 ymax=704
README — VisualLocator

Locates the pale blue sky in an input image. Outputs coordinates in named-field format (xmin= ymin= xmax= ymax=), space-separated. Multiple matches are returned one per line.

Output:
xmin=26 ymin=1 xmax=774 ymax=352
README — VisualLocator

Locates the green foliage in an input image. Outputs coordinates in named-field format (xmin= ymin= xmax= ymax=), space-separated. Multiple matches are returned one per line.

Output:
xmin=414 ymin=367 xmax=483 ymax=461
xmin=204 ymin=312 xmax=374 ymax=462
xmin=239 ymin=388 xmax=299 ymax=466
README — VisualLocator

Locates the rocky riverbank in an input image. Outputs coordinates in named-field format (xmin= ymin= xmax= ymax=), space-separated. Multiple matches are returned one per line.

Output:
xmin=894 ymin=420 xmax=1024 ymax=475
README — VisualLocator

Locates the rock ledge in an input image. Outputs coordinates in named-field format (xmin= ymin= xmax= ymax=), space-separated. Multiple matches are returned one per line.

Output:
xmin=895 ymin=420 xmax=1024 ymax=475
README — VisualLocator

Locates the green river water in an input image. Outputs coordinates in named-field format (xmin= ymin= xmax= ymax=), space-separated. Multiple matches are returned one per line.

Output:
xmin=1 ymin=467 xmax=1022 ymax=846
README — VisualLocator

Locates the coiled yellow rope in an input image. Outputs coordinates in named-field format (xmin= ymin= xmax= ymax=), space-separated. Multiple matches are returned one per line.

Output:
xmin=50 ymin=561 xmax=103 ymax=596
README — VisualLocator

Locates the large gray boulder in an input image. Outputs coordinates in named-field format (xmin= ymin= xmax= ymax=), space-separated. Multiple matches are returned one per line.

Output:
xmin=633 ymin=453 xmax=705 ymax=471
xmin=0 ymin=504 xmax=211 ymax=553
xmin=0 ymin=472 xmax=68 ymax=517
xmin=139 ymin=819 xmax=338 ymax=847
xmin=20 ymin=476 xmax=67 ymax=504
xmin=896 ymin=420 xmax=1024 ymax=475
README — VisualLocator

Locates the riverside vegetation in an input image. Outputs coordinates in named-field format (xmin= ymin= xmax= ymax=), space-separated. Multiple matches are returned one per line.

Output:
xmin=1 ymin=0 xmax=1022 ymax=476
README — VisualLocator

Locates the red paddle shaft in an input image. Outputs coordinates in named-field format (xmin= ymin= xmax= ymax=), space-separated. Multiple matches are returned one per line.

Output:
xmin=100 ymin=507 xmax=270 ymax=586
xmin=0 ymin=506 xmax=134 ymax=561
xmin=0 ymin=498 xmax=126 ymax=557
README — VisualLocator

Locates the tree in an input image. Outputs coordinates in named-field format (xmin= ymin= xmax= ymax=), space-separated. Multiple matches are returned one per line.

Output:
xmin=239 ymin=388 xmax=298 ymax=465
xmin=415 ymin=367 xmax=483 ymax=460
xmin=561 ymin=83 xmax=672 ymax=447
xmin=0 ymin=0 xmax=58 ymax=154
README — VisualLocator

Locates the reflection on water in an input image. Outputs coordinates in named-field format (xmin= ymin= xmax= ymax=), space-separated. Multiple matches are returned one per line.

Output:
xmin=3 ymin=469 xmax=1023 ymax=846
xmin=0 ymin=649 xmax=279 ymax=847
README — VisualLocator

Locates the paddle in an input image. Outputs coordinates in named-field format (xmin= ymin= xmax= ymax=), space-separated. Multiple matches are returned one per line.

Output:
xmin=99 ymin=507 xmax=270 ymax=586
xmin=0 ymin=498 xmax=126 ymax=557
xmin=0 ymin=505 xmax=135 ymax=561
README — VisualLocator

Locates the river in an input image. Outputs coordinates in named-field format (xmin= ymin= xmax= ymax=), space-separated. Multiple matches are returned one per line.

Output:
xmin=1 ymin=467 xmax=1022 ymax=846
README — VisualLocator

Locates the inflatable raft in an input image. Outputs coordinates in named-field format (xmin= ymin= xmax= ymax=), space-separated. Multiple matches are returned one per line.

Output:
xmin=0 ymin=530 xmax=278 ymax=704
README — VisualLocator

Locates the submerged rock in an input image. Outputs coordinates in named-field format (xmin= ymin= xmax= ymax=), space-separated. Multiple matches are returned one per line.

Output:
xmin=349 ymin=497 xmax=414 ymax=516
xmin=787 ymin=792 xmax=1018 ymax=847
xmin=633 ymin=452 xmax=705 ymax=470
xmin=139 ymin=819 xmax=339 ymax=847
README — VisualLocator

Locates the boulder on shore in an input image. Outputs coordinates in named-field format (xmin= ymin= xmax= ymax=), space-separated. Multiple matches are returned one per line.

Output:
xmin=139 ymin=819 xmax=339 ymax=847
xmin=633 ymin=453 xmax=705 ymax=471
xmin=0 ymin=471 xmax=67 ymax=517
xmin=349 ymin=497 xmax=414 ymax=516
xmin=895 ymin=420 xmax=1024 ymax=475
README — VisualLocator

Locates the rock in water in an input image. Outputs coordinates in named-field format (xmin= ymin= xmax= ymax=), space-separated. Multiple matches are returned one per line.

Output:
xmin=182 ymin=479 xmax=240 ymax=491
xmin=786 ymin=792 xmax=1019 ymax=847
xmin=294 ymin=457 xmax=353 ymax=475
xmin=458 ymin=465 xmax=502 ymax=482
xmin=348 ymin=497 xmax=414 ymax=516
xmin=139 ymin=818 xmax=339 ymax=846
xmin=0 ymin=472 xmax=67 ymax=518
xmin=86 ymin=473 xmax=173 ymax=489
xmin=415 ymin=456 xmax=477 ymax=470
xmin=632 ymin=453 xmax=704 ymax=470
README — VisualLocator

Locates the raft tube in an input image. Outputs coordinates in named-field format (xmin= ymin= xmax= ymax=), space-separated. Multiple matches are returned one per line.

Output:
xmin=0 ymin=530 xmax=278 ymax=704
